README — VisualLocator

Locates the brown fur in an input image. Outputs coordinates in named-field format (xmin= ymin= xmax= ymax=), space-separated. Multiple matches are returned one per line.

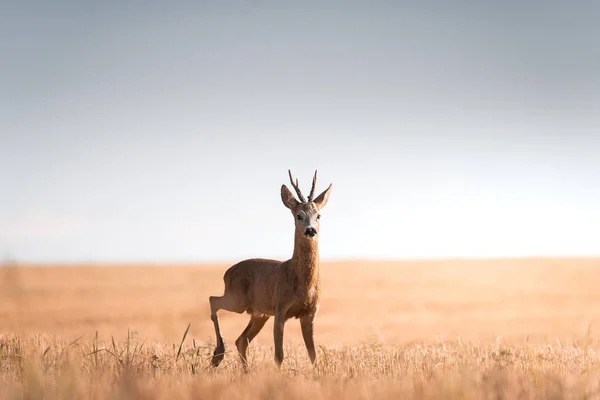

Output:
xmin=209 ymin=170 xmax=332 ymax=370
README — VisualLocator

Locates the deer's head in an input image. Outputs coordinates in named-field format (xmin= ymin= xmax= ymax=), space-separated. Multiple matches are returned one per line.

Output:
xmin=281 ymin=170 xmax=332 ymax=240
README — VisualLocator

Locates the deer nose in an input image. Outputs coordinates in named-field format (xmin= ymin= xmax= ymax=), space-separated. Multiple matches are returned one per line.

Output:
xmin=305 ymin=227 xmax=317 ymax=237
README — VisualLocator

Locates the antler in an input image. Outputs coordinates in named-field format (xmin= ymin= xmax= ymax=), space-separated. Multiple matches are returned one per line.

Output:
xmin=288 ymin=169 xmax=307 ymax=203
xmin=307 ymin=170 xmax=317 ymax=202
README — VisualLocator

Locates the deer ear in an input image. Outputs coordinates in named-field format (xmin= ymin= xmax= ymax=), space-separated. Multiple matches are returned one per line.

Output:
xmin=313 ymin=183 xmax=332 ymax=210
xmin=281 ymin=185 xmax=299 ymax=210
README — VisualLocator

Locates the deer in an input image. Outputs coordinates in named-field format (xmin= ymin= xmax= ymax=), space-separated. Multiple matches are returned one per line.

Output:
xmin=208 ymin=169 xmax=332 ymax=371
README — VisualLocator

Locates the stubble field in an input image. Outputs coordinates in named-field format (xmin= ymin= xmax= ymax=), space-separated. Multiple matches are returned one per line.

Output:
xmin=1 ymin=258 xmax=600 ymax=399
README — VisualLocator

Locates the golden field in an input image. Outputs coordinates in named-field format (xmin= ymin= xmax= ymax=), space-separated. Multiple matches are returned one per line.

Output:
xmin=1 ymin=258 xmax=600 ymax=399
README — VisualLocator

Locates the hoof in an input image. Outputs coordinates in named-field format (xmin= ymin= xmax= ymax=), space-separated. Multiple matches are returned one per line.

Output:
xmin=211 ymin=346 xmax=225 ymax=367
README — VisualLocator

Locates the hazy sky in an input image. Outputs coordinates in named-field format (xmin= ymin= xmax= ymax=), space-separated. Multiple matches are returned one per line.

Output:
xmin=1 ymin=2 xmax=599 ymax=263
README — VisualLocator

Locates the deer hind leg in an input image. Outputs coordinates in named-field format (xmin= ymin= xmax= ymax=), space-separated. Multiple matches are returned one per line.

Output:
xmin=235 ymin=315 xmax=269 ymax=371
xmin=209 ymin=294 xmax=248 ymax=367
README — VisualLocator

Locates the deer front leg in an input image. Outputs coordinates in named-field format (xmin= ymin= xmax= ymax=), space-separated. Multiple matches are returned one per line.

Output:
xmin=273 ymin=308 xmax=288 ymax=367
xmin=300 ymin=313 xmax=317 ymax=365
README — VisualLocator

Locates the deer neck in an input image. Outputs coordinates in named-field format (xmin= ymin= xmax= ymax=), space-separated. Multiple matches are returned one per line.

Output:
xmin=291 ymin=231 xmax=320 ymax=290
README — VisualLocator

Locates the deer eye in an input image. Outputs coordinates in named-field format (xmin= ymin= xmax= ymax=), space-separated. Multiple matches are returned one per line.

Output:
xmin=296 ymin=214 xmax=302 ymax=221
xmin=317 ymin=214 xmax=321 ymax=220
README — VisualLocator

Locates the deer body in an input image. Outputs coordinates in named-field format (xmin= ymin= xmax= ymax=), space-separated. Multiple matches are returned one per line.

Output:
xmin=209 ymin=170 xmax=331 ymax=370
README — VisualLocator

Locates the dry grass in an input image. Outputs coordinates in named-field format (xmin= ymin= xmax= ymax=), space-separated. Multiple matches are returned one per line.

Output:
xmin=1 ymin=258 xmax=600 ymax=399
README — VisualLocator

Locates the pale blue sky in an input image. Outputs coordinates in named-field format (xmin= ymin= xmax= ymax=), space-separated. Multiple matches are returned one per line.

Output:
xmin=1 ymin=2 xmax=599 ymax=262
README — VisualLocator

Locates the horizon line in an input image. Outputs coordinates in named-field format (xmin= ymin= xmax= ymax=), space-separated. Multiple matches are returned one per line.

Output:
xmin=2 ymin=254 xmax=599 ymax=267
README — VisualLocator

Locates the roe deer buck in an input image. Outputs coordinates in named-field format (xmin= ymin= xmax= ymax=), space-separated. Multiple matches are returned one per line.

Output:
xmin=209 ymin=169 xmax=332 ymax=371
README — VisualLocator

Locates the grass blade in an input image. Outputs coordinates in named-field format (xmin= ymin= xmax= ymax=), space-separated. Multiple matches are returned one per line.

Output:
xmin=176 ymin=323 xmax=191 ymax=362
